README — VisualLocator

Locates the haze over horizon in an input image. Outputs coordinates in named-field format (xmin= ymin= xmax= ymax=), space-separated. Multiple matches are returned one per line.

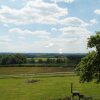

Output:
xmin=0 ymin=0 xmax=100 ymax=53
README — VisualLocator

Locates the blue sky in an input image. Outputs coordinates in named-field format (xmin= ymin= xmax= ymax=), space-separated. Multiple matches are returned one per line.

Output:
xmin=0 ymin=0 xmax=100 ymax=53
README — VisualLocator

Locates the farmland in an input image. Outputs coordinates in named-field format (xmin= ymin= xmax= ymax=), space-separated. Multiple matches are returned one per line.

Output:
xmin=0 ymin=67 xmax=100 ymax=100
xmin=0 ymin=0 xmax=100 ymax=99
xmin=0 ymin=67 xmax=73 ymax=75
xmin=0 ymin=53 xmax=99 ymax=100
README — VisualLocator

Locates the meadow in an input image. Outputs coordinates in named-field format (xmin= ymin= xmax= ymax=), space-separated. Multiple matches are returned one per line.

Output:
xmin=0 ymin=67 xmax=100 ymax=100
xmin=0 ymin=67 xmax=73 ymax=75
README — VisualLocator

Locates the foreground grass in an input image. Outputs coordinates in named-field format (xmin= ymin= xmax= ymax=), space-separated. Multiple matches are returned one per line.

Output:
xmin=0 ymin=74 xmax=100 ymax=100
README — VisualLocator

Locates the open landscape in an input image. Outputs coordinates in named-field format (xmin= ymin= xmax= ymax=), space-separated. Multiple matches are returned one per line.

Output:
xmin=0 ymin=0 xmax=100 ymax=100
xmin=0 ymin=68 xmax=100 ymax=100
xmin=0 ymin=50 xmax=100 ymax=100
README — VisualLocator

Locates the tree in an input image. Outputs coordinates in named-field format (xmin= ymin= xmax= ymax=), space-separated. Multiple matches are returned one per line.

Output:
xmin=88 ymin=32 xmax=100 ymax=53
xmin=0 ymin=54 xmax=26 ymax=65
xmin=27 ymin=58 xmax=35 ymax=64
xmin=76 ymin=32 xmax=100 ymax=83
xmin=38 ymin=59 xmax=43 ymax=63
xmin=46 ymin=58 xmax=56 ymax=63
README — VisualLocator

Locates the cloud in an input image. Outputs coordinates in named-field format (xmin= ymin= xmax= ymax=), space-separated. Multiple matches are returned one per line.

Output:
xmin=60 ymin=17 xmax=89 ymax=27
xmin=51 ymin=28 xmax=57 ymax=31
xmin=94 ymin=9 xmax=100 ymax=15
xmin=0 ymin=41 xmax=35 ymax=53
xmin=9 ymin=28 xmax=50 ymax=37
xmin=90 ymin=19 xmax=98 ymax=24
xmin=18 ymin=36 xmax=26 ymax=40
xmin=43 ymin=25 xmax=92 ymax=53
xmin=59 ymin=26 xmax=91 ymax=38
xmin=45 ymin=42 xmax=54 ymax=48
xmin=51 ymin=0 xmax=74 ymax=3
xmin=0 ymin=36 xmax=11 ymax=44
xmin=0 ymin=0 xmax=94 ymax=53
xmin=43 ymin=37 xmax=89 ymax=53
xmin=7 ymin=21 xmax=92 ymax=53
xmin=0 ymin=28 xmax=92 ymax=53
xmin=0 ymin=0 xmax=68 ymax=25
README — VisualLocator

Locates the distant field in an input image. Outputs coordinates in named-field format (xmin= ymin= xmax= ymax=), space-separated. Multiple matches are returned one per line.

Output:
xmin=0 ymin=74 xmax=100 ymax=100
xmin=0 ymin=67 xmax=74 ymax=75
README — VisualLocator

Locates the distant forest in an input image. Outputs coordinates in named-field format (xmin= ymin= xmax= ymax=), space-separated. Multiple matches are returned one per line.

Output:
xmin=0 ymin=53 xmax=86 ymax=67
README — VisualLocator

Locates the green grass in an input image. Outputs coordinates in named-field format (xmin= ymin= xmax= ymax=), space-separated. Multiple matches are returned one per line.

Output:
xmin=0 ymin=74 xmax=100 ymax=100
xmin=0 ymin=67 xmax=99 ymax=100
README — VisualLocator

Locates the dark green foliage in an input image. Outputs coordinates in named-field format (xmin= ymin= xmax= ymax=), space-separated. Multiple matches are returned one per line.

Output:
xmin=0 ymin=53 xmax=85 ymax=67
xmin=56 ymin=58 xmax=64 ymax=63
xmin=46 ymin=57 xmax=71 ymax=65
xmin=77 ymin=32 xmax=100 ymax=83
xmin=88 ymin=32 xmax=100 ymax=53
xmin=77 ymin=51 xmax=96 ymax=82
xmin=0 ymin=54 xmax=26 ymax=65
xmin=38 ymin=59 xmax=44 ymax=63
xmin=27 ymin=58 xmax=35 ymax=64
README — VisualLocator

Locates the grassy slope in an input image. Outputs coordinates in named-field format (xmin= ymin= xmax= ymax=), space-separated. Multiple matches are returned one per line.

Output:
xmin=0 ymin=74 xmax=100 ymax=100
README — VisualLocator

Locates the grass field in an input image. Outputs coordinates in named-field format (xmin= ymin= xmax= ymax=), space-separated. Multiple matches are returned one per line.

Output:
xmin=0 ymin=67 xmax=74 ymax=75
xmin=0 ymin=67 xmax=100 ymax=100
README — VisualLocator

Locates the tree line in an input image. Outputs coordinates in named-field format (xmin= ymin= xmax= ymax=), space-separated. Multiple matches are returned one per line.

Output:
xmin=0 ymin=54 xmax=26 ymax=65
xmin=27 ymin=58 xmax=70 ymax=64
xmin=0 ymin=54 xmax=83 ymax=67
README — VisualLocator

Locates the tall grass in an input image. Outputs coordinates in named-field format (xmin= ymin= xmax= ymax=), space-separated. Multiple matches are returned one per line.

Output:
xmin=0 ymin=67 xmax=74 ymax=75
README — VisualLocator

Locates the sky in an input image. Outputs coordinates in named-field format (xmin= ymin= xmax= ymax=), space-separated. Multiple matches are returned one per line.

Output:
xmin=0 ymin=0 xmax=100 ymax=53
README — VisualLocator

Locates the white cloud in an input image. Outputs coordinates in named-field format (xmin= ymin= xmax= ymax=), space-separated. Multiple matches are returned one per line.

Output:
xmin=0 ymin=41 xmax=35 ymax=53
xmin=18 ymin=36 xmax=26 ymax=40
xmin=9 ymin=28 xmax=50 ymax=36
xmin=59 ymin=48 xmax=63 ymax=54
xmin=60 ymin=26 xmax=91 ymax=37
xmin=0 ymin=36 xmax=11 ymax=44
xmin=0 ymin=0 xmax=93 ymax=53
xmin=0 ymin=29 xmax=91 ymax=53
xmin=51 ymin=28 xmax=57 ymax=31
xmin=6 ymin=16 xmax=91 ymax=53
xmin=94 ymin=9 xmax=100 ymax=15
xmin=0 ymin=0 xmax=68 ymax=25
xmin=90 ymin=19 xmax=98 ymax=24
xmin=51 ymin=0 xmax=74 ymax=3
xmin=43 ymin=37 xmax=88 ymax=53
xmin=41 ymin=25 xmax=92 ymax=53
xmin=45 ymin=42 xmax=54 ymax=48
xmin=60 ymin=17 xmax=89 ymax=27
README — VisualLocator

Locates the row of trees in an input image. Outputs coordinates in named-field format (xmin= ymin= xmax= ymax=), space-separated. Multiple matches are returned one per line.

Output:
xmin=0 ymin=54 xmax=81 ymax=67
xmin=27 ymin=58 xmax=71 ymax=64
xmin=0 ymin=54 xmax=26 ymax=65
xmin=27 ymin=58 xmax=81 ymax=67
